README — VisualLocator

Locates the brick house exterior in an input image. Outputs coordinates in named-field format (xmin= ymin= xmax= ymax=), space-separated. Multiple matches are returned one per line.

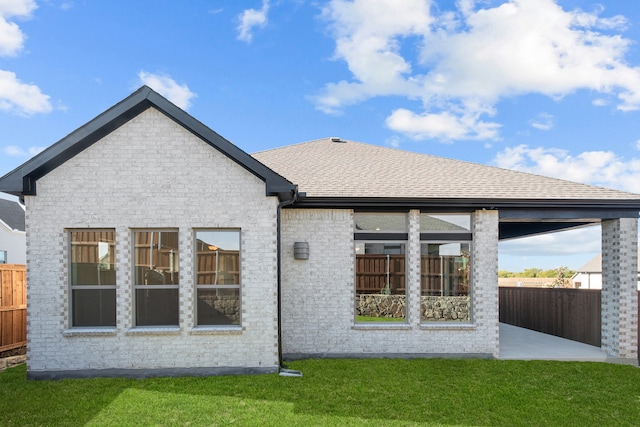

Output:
xmin=0 ymin=86 xmax=638 ymax=378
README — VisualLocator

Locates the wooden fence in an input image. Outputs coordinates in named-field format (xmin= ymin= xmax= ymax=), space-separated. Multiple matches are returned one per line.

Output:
xmin=499 ymin=287 xmax=601 ymax=347
xmin=0 ymin=264 xmax=26 ymax=352
xmin=355 ymin=254 xmax=406 ymax=294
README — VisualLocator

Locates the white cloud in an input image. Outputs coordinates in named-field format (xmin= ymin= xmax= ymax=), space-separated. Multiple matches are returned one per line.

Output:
xmin=0 ymin=69 xmax=51 ymax=115
xmin=3 ymin=144 xmax=45 ymax=157
xmin=386 ymin=107 xmax=500 ymax=140
xmin=529 ymin=112 xmax=554 ymax=131
xmin=493 ymin=144 xmax=640 ymax=193
xmin=317 ymin=0 xmax=640 ymax=141
xmin=0 ymin=1 xmax=51 ymax=116
xmin=138 ymin=71 xmax=197 ymax=111
xmin=237 ymin=0 xmax=270 ymax=43
xmin=0 ymin=0 xmax=36 ymax=56
xmin=315 ymin=0 xmax=431 ymax=114
xmin=500 ymin=226 xmax=601 ymax=256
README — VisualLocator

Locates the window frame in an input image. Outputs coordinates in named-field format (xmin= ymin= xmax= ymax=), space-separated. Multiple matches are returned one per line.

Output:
xmin=420 ymin=213 xmax=473 ymax=324
xmin=0 ymin=250 xmax=6 ymax=264
xmin=68 ymin=229 xmax=117 ymax=328
xmin=132 ymin=229 xmax=180 ymax=327
xmin=193 ymin=229 xmax=242 ymax=327
xmin=354 ymin=212 xmax=409 ymax=324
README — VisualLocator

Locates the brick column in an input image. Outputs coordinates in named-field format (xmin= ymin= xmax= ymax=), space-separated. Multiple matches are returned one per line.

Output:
xmin=473 ymin=209 xmax=500 ymax=357
xmin=407 ymin=210 xmax=421 ymax=325
xmin=601 ymin=218 xmax=638 ymax=359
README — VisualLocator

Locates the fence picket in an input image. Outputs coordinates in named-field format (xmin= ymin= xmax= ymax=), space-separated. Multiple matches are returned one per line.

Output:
xmin=499 ymin=287 xmax=602 ymax=347
xmin=0 ymin=264 xmax=26 ymax=353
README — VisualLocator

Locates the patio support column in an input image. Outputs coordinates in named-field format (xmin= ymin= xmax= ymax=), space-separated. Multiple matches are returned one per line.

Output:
xmin=601 ymin=218 xmax=638 ymax=360
xmin=473 ymin=209 xmax=500 ymax=357
xmin=407 ymin=210 xmax=421 ymax=326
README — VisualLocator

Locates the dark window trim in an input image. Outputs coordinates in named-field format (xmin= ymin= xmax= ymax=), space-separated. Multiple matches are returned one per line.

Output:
xmin=420 ymin=232 xmax=472 ymax=241
xmin=354 ymin=233 xmax=409 ymax=241
xmin=68 ymin=228 xmax=117 ymax=328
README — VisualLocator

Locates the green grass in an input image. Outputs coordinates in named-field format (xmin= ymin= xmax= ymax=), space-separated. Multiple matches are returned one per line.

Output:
xmin=2 ymin=359 xmax=640 ymax=426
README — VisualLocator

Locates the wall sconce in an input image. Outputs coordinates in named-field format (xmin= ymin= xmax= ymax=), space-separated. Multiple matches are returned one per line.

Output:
xmin=293 ymin=242 xmax=309 ymax=260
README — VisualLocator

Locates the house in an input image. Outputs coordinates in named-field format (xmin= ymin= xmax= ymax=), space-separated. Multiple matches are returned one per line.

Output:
xmin=572 ymin=252 xmax=640 ymax=290
xmin=0 ymin=86 xmax=638 ymax=379
xmin=0 ymin=198 xmax=26 ymax=264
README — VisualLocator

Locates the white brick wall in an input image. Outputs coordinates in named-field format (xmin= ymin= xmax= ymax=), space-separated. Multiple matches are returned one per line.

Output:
xmin=25 ymin=108 xmax=280 ymax=376
xmin=280 ymin=208 xmax=500 ymax=357
xmin=601 ymin=218 xmax=639 ymax=359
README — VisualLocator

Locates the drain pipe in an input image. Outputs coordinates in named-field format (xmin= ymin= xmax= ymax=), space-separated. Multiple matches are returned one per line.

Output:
xmin=277 ymin=189 xmax=303 ymax=377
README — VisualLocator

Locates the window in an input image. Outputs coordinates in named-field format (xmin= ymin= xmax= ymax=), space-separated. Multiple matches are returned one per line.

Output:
xmin=354 ymin=213 xmax=407 ymax=323
xmin=194 ymin=230 xmax=241 ymax=326
xmin=70 ymin=230 xmax=116 ymax=327
xmin=0 ymin=250 xmax=6 ymax=264
xmin=420 ymin=214 xmax=472 ymax=323
xmin=133 ymin=230 xmax=179 ymax=326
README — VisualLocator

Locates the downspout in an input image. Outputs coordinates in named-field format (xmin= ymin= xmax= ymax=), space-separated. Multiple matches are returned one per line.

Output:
xmin=277 ymin=188 xmax=303 ymax=377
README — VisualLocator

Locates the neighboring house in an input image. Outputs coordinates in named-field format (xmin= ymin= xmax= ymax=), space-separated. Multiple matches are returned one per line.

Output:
xmin=572 ymin=252 xmax=640 ymax=290
xmin=0 ymin=86 xmax=638 ymax=379
xmin=0 ymin=198 xmax=26 ymax=264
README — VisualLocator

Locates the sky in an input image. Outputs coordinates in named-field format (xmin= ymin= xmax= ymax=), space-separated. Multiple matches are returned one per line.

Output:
xmin=1 ymin=0 xmax=640 ymax=272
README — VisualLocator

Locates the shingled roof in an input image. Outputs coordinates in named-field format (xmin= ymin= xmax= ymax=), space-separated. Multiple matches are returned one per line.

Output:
xmin=0 ymin=198 xmax=25 ymax=232
xmin=576 ymin=253 xmax=640 ymax=274
xmin=253 ymin=138 xmax=640 ymax=203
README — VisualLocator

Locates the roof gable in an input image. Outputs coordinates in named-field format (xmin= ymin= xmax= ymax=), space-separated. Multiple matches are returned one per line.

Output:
xmin=0 ymin=86 xmax=296 ymax=201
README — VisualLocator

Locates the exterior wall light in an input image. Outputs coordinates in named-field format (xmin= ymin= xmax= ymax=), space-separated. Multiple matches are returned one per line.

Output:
xmin=293 ymin=242 xmax=309 ymax=260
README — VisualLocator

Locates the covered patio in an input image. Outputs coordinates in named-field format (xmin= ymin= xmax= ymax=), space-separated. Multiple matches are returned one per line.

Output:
xmin=498 ymin=323 xmax=636 ymax=364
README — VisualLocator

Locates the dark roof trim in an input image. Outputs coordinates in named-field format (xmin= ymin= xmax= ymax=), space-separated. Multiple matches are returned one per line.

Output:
xmin=0 ymin=86 xmax=297 ymax=202
xmin=289 ymin=196 xmax=640 ymax=214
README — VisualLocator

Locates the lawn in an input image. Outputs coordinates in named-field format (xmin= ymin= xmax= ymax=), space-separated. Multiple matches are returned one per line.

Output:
xmin=1 ymin=359 xmax=640 ymax=426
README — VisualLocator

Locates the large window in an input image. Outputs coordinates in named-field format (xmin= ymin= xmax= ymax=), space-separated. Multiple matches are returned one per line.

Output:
xmin=354 ymin=213 xmax=407 ymax=323
xmin=70 ymin=230 xmax=116 ymax=327
xmin=133 ymin=230 xmax=179 ymax=326
xmin=420 ymin=214 xmax=472 ymax=323
xmin=0 ymin=250 xmax=6 ymax=264
xmin=194 ymin=230 xmax=240 ymax=326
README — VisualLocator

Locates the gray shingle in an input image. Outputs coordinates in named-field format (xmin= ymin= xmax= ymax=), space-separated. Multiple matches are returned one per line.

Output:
xmin=576 ymin=252 xmax=640 ymax=273
xmin=0 ymin=198 xmax=25 ymax=231
xmin=253 ymin=138 xmax=640 ymax=201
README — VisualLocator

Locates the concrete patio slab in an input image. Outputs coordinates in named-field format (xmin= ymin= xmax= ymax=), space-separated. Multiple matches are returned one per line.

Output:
xmin=499 ymin=323 xmax=611 ymax=362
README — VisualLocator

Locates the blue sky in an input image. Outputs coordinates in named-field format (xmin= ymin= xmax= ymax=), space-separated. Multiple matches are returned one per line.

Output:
xmin=1 ymin=0 xmax=640 ymax=272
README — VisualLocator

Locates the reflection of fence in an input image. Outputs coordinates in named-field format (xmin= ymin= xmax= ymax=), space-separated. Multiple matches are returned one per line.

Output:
xmin=196 ymin=250 xmax=239 ymax=285
xmin=355 ymin=254 xmax=406 ymax=294
xmin=421 ymin=255 xmax=469 ymax=296
xmin=499 ymin=287 xmax=601 ymax=346
xmin=0 ymin=265 xmax=26 ymax=352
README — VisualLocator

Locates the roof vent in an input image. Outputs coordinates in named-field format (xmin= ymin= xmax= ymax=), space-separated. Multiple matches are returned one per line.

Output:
xmin=330 ymin=137 xmax=345 ymax=143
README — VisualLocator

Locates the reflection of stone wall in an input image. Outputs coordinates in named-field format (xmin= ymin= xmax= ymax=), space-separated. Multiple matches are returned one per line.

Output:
xmin=356 ymin=294 xmax=406 ymax=318
xmin=355 ymin=294 xmax=471 ymax=322
xmin=199 ymin=293 xmax=240 ymax=322
xmin=421 ymin=296 xmax=470 ymax=322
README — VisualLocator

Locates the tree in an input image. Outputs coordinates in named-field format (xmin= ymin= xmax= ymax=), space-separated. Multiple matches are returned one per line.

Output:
xmin=552 ymin=266 xmax=570 ymax=288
